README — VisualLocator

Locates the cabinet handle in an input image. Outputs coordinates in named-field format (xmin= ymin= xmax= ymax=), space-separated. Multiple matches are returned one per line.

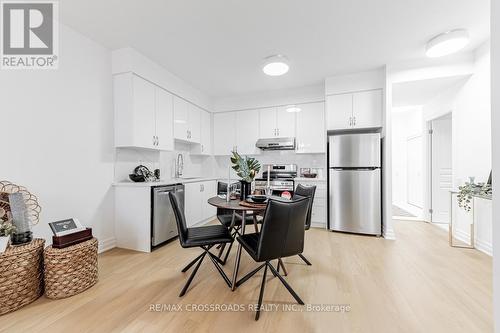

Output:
xmin=201 ymin=144 xmax=204 ymax=152
xmin=277 ymin=128 xmax=280 ymax=136
xmin=349 ymin=117 xmax=352 ymax=127
xmin=353 ymin=116 xmax=356 ymax=126
xmin=156 ymin=136 xmax=159 ymax=146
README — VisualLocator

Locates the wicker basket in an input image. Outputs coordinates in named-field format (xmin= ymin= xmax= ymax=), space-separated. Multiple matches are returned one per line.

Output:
xmin=44 ymin=238 xmax=98 ymax=299
xmin=0 ymin=238 xmax=45 ymax=315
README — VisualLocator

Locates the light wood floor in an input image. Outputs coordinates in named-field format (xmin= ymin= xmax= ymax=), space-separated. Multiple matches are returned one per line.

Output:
xmin=0 ymin=220 xmax=492 ymax=333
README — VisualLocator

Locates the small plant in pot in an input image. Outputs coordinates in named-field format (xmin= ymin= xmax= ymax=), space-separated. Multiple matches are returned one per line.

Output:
xmin=230 ymin=151 xmax=261 ymax=201
xmin=0 ymin=209 xmax=16 ymax=253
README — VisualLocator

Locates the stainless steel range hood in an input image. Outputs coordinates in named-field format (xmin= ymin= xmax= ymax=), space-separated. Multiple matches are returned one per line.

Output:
xmin=256 ymin=137 xmax=296 ymax=150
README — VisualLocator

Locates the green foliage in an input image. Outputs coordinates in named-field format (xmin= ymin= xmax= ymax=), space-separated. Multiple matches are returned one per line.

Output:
xmin=457 ymin=182 xmax=492 ymax=212
xmin=0 ymin=221 xmax=16 ymax=237
xmin=230 ymin=151 xmax=261 ymax=183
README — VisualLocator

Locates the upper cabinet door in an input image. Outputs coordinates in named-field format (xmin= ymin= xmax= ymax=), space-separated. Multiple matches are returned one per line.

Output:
xmin=155 ymin=87 xmax=174 ymax=151
xmin=276 ymin=107 xmax=296 ymax=138
xmin=188 ymin=104 xmax=201 ymax=143
xmin=259 ymin=107 xmax=277 ymax=138
xmin=296 ymin=102 xmax=325 ymax=154
xmin=132 ymin=75 xmax=156 ymax=149
xmin=213 ymin=112 xmax=236 ymax=155
xmin=173 ymin=96 xmax=189 ymax=141
xmin=200 ymin=110 xmax=211 ymax=154
xmin=236 ymin=110 xmax=260 ymax=155
xmin=326 ymin=93 xmax=353 ymax=130
xmin=352 ymin=89 xmax=383 ymax=128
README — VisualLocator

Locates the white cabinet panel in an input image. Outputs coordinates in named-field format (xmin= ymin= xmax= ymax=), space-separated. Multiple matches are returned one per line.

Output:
xmin=352 ymin=89 xmax=382 ymax=128
xmin=184 ymin=182 xmax=202 ymax=227
xmin=133 ymin=76 xmax=156 ymax=149
xmin=213 ymin=112 xmax=236 ymax=155
xmin=276 ymin=107 xmax=296 ymax=138
xmin=188 ymin=104 xmax=201 ymax=143
xmin=259 ymin=107 xmax=277 ymax=138
xmin=326 ymin=93 xmax=352 ymax=130
xmin=296 ymin=102 xmax=325 ymax=154
xmin=201 ymin=181 xmax=217 ymax=219
xmin=155 ymin=87 xmax=174 ymax=151
xmin=236 ymin=110 xmax=260 ymax=155
xmin=200 ymin=110 xmax=212 ymax=154
xmin=173 ymin=96 xmax=189 ymax=141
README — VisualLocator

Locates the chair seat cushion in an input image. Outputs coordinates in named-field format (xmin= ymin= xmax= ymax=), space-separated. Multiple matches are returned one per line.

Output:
xmin=237 ymin=233 xmax=260 ymax=261
xmin=184 ymin=225 xmax=233 ymax=247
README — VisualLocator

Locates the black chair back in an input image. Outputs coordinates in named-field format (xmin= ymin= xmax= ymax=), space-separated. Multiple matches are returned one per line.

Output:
xmin=169 ymin=191 xmax=188 ymax=247
xmin=293 ymin=184 xmax=316 ymax=230
xmin=256 ymin=197 xmax=309 ymax=262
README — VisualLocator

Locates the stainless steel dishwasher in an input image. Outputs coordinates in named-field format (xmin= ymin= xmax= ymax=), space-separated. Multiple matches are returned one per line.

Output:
xmin=151 ymin=184 xmax=184 ymax=247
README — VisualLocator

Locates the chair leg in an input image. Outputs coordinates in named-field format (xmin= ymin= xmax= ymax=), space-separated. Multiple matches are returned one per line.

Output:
xmin=181 ymin=252 xmax=204 ymax=273
xmin=298 ymin=253 xmax=312 ymax=266
xmin=255 ymin=264 xmax=268 ymax=321
xmin=268 ymin=263 xmax=304 ymax=305
xmin=231 ymin=243 xmax=243 ymax=291
xmin=179 ymin=252 xmax=206 ymax=297
xmin=221 ymin=240 xmax=234 ymax=265
xmin=218 ymin=243 xmax=227 ymax=258
xmin=278 ymin=258 xmax=288 ymax=276
xmin=206 ymin=250 xmax=232 ymax=288
xmin=235 ymin=263 xmax=265 ymax=287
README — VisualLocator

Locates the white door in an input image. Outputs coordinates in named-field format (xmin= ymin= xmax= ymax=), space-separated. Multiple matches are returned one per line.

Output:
xmin=326 ymin=93 xmax=353 ymax=130
xmin=199 ymin=110 xmax=211 ymax=154
xmin=236 ymin=110 xmax=260 ymax=155
xmin=259 ymin=107 xmax=277 ymax=138
xmin=276 ymin=106 xmax=296 ymax=138
xmin=296 ymin=102 xmax=325 ymax=154
xmin=188 ymin=104 xmax=201 ymax=143
xmin=407 ymin=135 xmax=423 ymax=208
xmin=352 ymin=90 xmax=383 ymax=128
xmin=213 ymin=112 xmax=236 ymax=155
xmin=173 ymin=96 xmax=189 ymax=141
xmin=184 ymin=182 xmax=202 ymax=227
xmin=132 ymin=75 xmax=156 ymax=149
xmin=155 ymin=87 xmax=174 ymax=151
xmin=431 ymin=115 xmax=452 ymax=223
xmin=201 ymin=181 xmax=217 ymax=219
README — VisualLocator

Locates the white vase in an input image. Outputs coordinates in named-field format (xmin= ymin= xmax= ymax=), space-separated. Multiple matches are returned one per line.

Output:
xmin=0 ymin=236 xmax=9 ymax=253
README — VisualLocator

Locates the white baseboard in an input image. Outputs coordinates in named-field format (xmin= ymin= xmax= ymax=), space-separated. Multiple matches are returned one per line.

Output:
xmin=311 ymin=222 xmax=326 ymax=229
xmin=99 ymin=237 xmax=116 ymax=253
xmin=453 ymin=228 xmax=492 ymax=256
xmin=383 ymin=226 xmax=396 ymax=240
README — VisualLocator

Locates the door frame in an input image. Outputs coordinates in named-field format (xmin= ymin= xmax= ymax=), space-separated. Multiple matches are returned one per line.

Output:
xmin=424 ymin=111 xmax=453 ymax=223
xmin=406 ymin=134 xmax=424 ymax=209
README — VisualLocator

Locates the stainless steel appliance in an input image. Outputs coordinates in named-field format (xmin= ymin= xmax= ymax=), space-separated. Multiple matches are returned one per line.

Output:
xmin=151 ymin=184 xmax=184 ymax=247
xmin=254 ymin=164 xmax=297 ymax=196
xmin=328 ymin=133 xmax=381 ymax=236
xmin=256 ymin=137 xmax=296 ymax=150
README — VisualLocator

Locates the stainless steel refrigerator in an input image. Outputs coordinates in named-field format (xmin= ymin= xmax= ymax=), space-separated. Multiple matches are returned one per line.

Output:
xmin=328 ymin=133 xmax=382 ymax=236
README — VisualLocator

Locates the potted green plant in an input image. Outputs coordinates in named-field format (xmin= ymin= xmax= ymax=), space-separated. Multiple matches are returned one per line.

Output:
xmin=0 ymin=208 xmax=16 ymax=253
xmin=230 ymin=151 xmax=261 ymax=200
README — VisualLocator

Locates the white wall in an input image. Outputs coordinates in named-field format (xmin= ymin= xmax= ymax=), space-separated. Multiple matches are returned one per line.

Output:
xmin=0 ymin=25 xmax=115 ymax=252
xmin=391 ymin=106 xmax=424 ymax=217
xmin=490 ymin=2 xmax=500 ymax=330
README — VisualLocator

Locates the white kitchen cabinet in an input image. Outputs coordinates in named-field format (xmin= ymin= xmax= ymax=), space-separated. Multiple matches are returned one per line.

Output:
xmin=295 ymin=180 xmax=327 ymax=227
xmin=188 ymin=104 xmax=201 ymax=143
xmin=173 ymin=97 xmax=201 ymax=144
xmin=235 ymin=110 xmax=260 ymax=155
xmin=259 ymin=107 xmax=296 ymax=138
xmin=326 ymin=89 xmax=382 ymax=130
xmin=213 ymin=112 xmax=236 ymax=155
xmin=185 ymin=180 xmax=217 ymax=227
xmin=296 ymin=102 xmax=325 ymax=154
xmin=114 ymin=73 xmax=173 ymax=150
xmin=155 ymin=87 xmax=174 ymax=151
xmin=191 ymin=110 xmax=212 ymax=155
xmin=352 ymin=90 xmax=383 ymax=128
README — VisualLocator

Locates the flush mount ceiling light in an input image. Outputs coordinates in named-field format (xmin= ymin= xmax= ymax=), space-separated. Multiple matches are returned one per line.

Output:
xmin=262 ymin=55 xmax=289 ymax=76
xmin=286 ymin=105 xmax=301 ymax=113
xmin=425 ymin=29 xmax=470 ymax=58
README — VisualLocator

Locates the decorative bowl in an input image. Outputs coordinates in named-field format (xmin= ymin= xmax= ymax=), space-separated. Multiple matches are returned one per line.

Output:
xmin=129 ymin=174 xmax=146 ymax=182
xmin=249 ymin=195 xmax=267 ymax=203
xmin=303 ymin=173 xmax=317 ymax=178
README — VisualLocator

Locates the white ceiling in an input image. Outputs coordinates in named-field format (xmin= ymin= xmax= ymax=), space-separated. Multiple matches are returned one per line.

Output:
xmin=60 ymin=0 xmax=490 ymax=98
xmin=392 ymin=75 xmax=470 ymax=107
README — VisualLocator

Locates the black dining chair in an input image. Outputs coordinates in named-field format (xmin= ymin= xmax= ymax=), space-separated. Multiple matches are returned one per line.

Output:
xmin=292 ymin=184 xmax=316 ymax=266
xmin=169 ymin=191 xmax=233 ymax=297
xmin=233 ymin=197 xmax=310 ymax=320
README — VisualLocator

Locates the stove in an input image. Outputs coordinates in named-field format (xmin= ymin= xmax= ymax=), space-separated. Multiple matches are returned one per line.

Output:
xmin=254 ymin=164 xmax=297 ymax=195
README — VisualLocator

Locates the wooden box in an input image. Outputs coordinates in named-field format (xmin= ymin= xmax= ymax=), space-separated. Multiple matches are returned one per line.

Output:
xmin=52 ymin=228 xmax=93 ymax=249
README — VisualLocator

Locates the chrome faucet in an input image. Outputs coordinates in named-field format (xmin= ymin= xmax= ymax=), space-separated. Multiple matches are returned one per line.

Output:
xmin=175 ymin=153 xmax=184 ymax=178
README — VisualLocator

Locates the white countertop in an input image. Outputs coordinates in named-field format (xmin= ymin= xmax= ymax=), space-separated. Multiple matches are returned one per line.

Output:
xmin=113 ymin=177 xmax=221 ymax=187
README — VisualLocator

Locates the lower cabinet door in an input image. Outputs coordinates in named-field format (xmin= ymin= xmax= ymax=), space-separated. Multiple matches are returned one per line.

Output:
xmin=184 ymin=182 xmax=202 ymax=227
xmin=202 ymin=181 xmax=217 ymax=219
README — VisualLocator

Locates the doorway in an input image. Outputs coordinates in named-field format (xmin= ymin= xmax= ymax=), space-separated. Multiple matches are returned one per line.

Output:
xmin=429 ymin=113 xmax=453 ymax=224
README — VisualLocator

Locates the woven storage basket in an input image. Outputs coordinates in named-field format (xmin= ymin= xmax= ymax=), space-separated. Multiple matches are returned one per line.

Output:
xmin=44 ymin=238 xmax=98 ymax=299
xmin=0 ymin=238 xmax=45 ymax=316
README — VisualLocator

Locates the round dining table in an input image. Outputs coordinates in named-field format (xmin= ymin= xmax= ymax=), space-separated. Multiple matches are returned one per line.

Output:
xmin=207 ymin=196 xmax=267 ymax=290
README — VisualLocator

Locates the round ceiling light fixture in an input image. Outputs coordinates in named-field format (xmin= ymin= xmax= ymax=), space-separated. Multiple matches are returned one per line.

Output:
xmin=425 ymin=29 xmax=470 ymax=58
xmin=286 ymin=105 xmax=301 ymax=113
xmin=262 ymin=55 xmax=289 ymax=76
